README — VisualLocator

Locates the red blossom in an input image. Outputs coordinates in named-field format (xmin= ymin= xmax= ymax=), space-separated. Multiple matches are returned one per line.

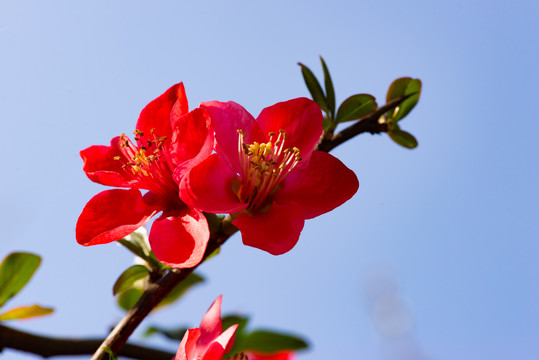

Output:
xmin=76 ymin=83 xmax=214 ymax=268
xmin=180 ymin=98 xmax=359 ymax=255
xmin=175 ymin=296 xmax=238 ymax=360
xmin=244 ymin=351 xmax=295 ymax=360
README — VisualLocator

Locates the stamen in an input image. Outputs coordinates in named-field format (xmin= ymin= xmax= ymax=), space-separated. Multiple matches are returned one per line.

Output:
xmin=236 ymin=129 xmax=301 ymax=210
xmin=112 ymin=129 xmax=177 ymax=198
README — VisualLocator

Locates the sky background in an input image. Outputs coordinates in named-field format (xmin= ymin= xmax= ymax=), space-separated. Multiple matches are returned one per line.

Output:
xmin=1 ymin=0 xmax=538 ymax=359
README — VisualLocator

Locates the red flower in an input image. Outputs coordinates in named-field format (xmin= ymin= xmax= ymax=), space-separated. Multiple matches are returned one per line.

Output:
xmin=175 ymin=296 xmax=238 ymax=360
xmin=180 ymin=98 xmax=359 ymax=255
xmin=244 ymin=351 xmax=295 ymax=360
xmin=76 ymin=83 xmax=214 ymax=268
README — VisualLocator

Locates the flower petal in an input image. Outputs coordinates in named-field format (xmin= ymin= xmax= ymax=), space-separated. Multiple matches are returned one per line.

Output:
xmin=175 ymin=328 xmax=201 ymax=360
xmin=170 ymin=108 xmax=215 ymax=177
xmin=135 ymin=83 xmax=189 ymax=146
xmin=179 ymin=154 xmax=247 ymax=214
xmin=233 ymin=203 xmax=305 ymax=255
xmin=201 ymin=324 xmax=238 ymax=360
xmin=76 ymin=189 xmax=159 ymax=246
xmin=198 ymin=295 xmax=223 ymax=346
xmin=200 ymin=101 xmax=264 ymax=171
xmin=274 ymin=151 xmax=359 ymax=219
xmin=80 ymin=136 xmax=134 ymax=188
xmin=149 ymin=208 xmax=209 ymax=268
xmin=246 ymin=350 xmax=295 ymax=360
xmin=256 ymin=98 xmax=322 ymax=163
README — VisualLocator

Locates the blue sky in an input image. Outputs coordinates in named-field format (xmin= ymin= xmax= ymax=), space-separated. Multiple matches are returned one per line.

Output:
xmin=1 ymin=1 xmax=538 ymax=359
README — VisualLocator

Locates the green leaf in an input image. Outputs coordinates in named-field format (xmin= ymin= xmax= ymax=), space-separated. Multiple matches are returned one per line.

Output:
xmin=117 ymin=236 xmax=162 ymax=271
xmin=0 ymin=252 xmax=41 ymax=308
xmin=144 ymin=325 xmax=189 ymax=340
xmin=386 ymin=77 xmax=422 ymax=122
xmin=388 ymin=127 xmax=418 ymax=149
xmin=322 ymin=115 xmax=333 ymax=132
xmin=102 ymin=347 xmax=118 ymax=360
xmin=0 ymin=304 xmax=54 ymax=321
xmin=240 ymin=330 xmax=309 ymax=353
xmin=298 ymin=62 xmax=329 ymax=112
xmin=335 ymin=94 xmax=377 ymax=123
xmin=222 ymin=315 xmax=249 ymax=336
xmin=117 ymin=287 xmax=144 ymax=311
xmin=112 ymin=265 xmax=150 ymax=296
xmin=320 ymin=56 xmax=335 ymax=117
xmin=222 ymin=315 xmax=250 ymax=356
xmin=157 ymin=273 xmax=204 ymax=309
xmin=117 ymin=272 xmax=204 ymax=312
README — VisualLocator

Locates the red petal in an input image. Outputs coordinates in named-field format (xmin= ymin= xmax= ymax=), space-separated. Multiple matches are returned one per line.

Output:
xmin=200 ymin=101 xmax=264 ymax=171
xmin=199 ymin=295 xmax=223 ymax=346
xmin=179 ymin=154 xmax=247 ymax=214
xmin=256 ymin=98 xmax=322 ymax=163
xmin=170 ymin=108 xmax=214 ymax=176
xmin=233 ymin=203 xmax=305 ymax=255
xmin=76 ymin=189 xmax=159 ymax=246
xmin=175 ymin=328 xmax=201 ymax=360
xmin=201 ymin=325 xmax=238 ymax=360
xmin=135 ymin=83 xmax=189 ymax=146
xmin=246 ymin=351 xmax=295 ymax=360
xmin=80 ymin=136 xmax=134 ymax=188
xmin=149 ymin=208 xmax=209 ymax=268
xmin=274 ymin=151 xmax=359 ymax=219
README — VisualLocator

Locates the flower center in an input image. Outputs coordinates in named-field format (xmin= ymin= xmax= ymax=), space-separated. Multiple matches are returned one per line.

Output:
xmin=114 ymin=129 xmax=177 ymax=197
xmin=236 ymin=129 xmax=301 ymax=210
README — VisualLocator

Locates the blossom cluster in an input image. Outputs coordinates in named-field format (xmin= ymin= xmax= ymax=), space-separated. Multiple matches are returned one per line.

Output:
xmin=76 ymin=83 xmax=359 ymax=267
xmin=76 ymin=83 xmax=358 ymax=358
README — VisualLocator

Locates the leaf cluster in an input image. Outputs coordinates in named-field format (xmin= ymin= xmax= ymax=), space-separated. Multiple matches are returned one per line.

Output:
xmin=299 ymin=57 xmax=422 ymax=148
xmin=0 ymin=252 xmax=53 ymax=321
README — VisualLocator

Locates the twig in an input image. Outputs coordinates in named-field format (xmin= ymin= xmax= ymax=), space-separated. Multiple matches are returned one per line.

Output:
xmin=0 ymin=324 xmax=175 ymax=359
xmin=91 ymin=234 xmax=229 ymax=360
xmin=316 ymin=96 xmax=409 ymax=152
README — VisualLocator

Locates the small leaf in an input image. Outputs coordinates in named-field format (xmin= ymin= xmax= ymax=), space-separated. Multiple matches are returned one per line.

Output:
xmin=102 ymin=347 xmax=118 ymax=360
xmin=157 ymin=273 xmax=204 ymax=309
xmin=112 ymin=265 xmax=150 ymax=295
xmin=117 ymin=272 xmax=204 ymax=312
xmin=144 ymin=325 xmax=189 ymax=340
xmin=298 ymin=62 xmax=329 ymax=112
xmin=222 ymin=315 xmax=250 ymax=356
xmin=388 ymin=128 xmax=418 ymax=149
xmin=320 ymin=56 xmax=335 ymax=117
xmin=117 ymin=287 xmax=144 ymax=311
xmin=118 ymin=235 xmax=162 ymax=271
xmin=386 ymin=77 xmax=422 ymax=122
xmin=222 ymin=315 xmax=249 ymax=335
xmin=0 ymin=252 xmax=41 ymax=308
xmin=336 ymin=94 xmax=377 ymax=123
xmin=0 ymin=304 xmax=54 ymax=321
xmin=240 ymin=330 xmax=309 ymax=353
xmin=322 ymin=116 xmax=333 ymax=132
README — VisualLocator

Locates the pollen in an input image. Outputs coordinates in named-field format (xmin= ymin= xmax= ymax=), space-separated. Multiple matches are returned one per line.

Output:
xmin=237 ymin=129 xmax=301 ymax=210
xmin=112 ymin=128 xmax=176 ymax=196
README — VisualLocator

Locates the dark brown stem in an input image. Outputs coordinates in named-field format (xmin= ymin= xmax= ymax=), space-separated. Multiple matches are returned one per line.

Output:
xmin=91 ymin=234 xmax=229 ymax=360
xmin=0 ymin=324 xmax=175 ymax=359
xmin=316 ymin=96 xmax=409 ymax=152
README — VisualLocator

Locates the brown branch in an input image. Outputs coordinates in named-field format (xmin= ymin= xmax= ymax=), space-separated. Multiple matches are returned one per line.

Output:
xmin=0 ymin=324 xmax=175 ymax=359
xmin=316 ymin=96 xmax=410 ymax=152
xmin=91 ymin=233 xmax=230 ymax=360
